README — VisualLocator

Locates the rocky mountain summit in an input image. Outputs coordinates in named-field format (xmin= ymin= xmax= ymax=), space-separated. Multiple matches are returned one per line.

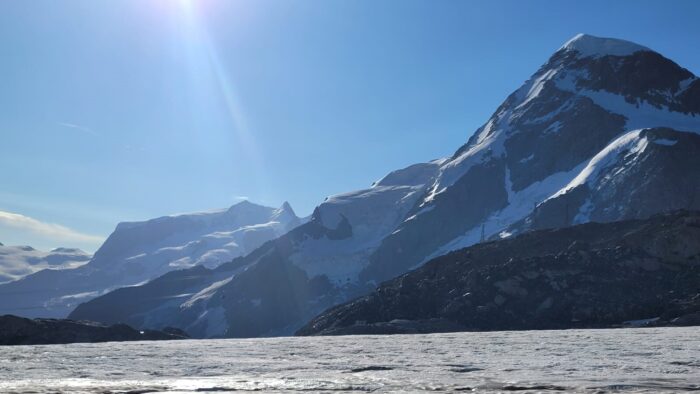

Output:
xmin=0 ymin=315 xmax=188 ymax=346
xmin=298 ymin=210 xmax=700 ymax=335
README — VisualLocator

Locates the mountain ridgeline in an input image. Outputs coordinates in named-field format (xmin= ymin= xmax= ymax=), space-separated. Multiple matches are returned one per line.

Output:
xmin=67 ymin=34 xmax=700 ymax=338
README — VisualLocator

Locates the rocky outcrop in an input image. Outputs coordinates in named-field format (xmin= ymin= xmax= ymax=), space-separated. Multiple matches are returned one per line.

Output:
xmin=0 ymin=315 xmax=188 ymax=345
xmin=297 ymin=211 xmax=700 ymax=336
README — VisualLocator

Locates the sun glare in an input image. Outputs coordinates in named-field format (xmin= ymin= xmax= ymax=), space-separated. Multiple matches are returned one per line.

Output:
xmin=171 ymin=0 xmax=270 ymax=200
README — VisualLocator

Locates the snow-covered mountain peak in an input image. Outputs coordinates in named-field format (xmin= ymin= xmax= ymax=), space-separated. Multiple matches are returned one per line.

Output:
xmin=374 ymin=34 xmax=700 ymax=282
xmin=114 ymin=200 xmax=273 ymax=232
xmin=0 ymin=200 xmax=305 ymax=318
xmin=271 ymin=201 xmax=300 ymax=224
xmin=225 ymin=199 xmax=260 ymax=211
xmin=438 ymin=33 xmax=699 ymax=198
xmin=559 ymin=33 xmax=651 ymax=58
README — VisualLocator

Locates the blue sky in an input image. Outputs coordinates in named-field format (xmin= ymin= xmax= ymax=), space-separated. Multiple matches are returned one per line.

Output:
xmin=1 ymin=0 xmax=699 ymax=252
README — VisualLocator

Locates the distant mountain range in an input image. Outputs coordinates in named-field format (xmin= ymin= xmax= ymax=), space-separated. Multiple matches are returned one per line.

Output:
xmin=0 ymin=315 xmax=188 ymax=346
xmin=66 ymin=34 xmax=700 ymax=338
xmin=0 ymin=201 xmax=301 ymax=318
xmin=0 ymin=244 xmax=90 ymax=284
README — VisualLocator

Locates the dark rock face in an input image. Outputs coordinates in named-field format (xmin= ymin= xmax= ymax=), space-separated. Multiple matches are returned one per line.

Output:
xmin=297 ymin=211 xmax=700 ymax=336
xmin=0 ymin=315 xmax=188 ymax=346
xmin=573 ymin=51 xmax=697 ymax=113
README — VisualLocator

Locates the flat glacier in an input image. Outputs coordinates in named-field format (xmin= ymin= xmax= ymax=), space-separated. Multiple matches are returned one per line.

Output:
xmin=1 ymin=327 xmax=698 ymax=393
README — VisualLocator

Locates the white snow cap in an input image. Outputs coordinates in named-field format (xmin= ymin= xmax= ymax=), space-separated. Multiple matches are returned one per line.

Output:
xmin=560 ymin=34 xmax=651 ymax=58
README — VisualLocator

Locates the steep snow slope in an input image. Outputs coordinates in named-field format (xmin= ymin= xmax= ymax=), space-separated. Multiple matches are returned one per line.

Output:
xmin=0 ymin=201 xmax=301 ymax=318
xmin=0 ymin=245 xmax=90 ymax=284
xmin=72 ymin=34 xmax=700 ymax=338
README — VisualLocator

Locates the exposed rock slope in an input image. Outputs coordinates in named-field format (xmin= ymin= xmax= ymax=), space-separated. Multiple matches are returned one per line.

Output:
xmin=298 ymin=211 xmax=700 ymax=335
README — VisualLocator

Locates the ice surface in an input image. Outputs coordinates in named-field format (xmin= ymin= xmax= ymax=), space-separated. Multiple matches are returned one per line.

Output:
xmin=0 ymin=327 xmax=697 ymax=393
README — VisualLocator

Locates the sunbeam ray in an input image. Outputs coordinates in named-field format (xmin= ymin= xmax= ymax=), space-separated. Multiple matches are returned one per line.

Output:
xmin=176 ymin=0 xmax=270 ymax=203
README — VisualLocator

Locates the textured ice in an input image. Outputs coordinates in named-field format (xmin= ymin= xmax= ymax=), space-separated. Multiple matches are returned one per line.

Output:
xmin=1 ymin=327 xmax=697 ymax=393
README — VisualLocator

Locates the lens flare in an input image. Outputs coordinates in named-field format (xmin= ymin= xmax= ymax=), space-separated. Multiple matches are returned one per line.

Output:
xmin=174 ymin=0 xmax=270 ymax=201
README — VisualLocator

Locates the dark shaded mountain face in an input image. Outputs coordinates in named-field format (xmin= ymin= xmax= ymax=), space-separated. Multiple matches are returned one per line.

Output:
xmin=0 ymin=314 xmax=188 ymax=346
xmin=297 ymin=211 xmax=700 ymax=336
xmin=516 ymin=127 xmax=700 ymax=232
xmin=71 ymin=34 xmax=700 ymax=338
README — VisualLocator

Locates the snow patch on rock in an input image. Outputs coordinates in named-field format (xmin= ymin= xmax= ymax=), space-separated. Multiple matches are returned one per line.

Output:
xmin=549 ymin=130 xmax=647 ymax=199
